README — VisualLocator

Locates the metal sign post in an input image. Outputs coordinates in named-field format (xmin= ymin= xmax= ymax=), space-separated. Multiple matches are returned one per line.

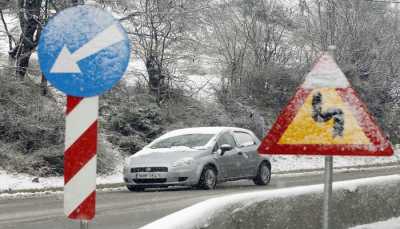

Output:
xmin=80 ymin=220 xmax=89 ymax=229
xmin=321 ymin=46 xmax=336 ymax=229
xmin=322 ymin=156 xmax=333 ymax=229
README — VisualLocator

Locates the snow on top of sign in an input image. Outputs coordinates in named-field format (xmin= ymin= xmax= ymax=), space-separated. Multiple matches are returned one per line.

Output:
xmin=38 ymin=5 xmax=130 ymax=97
xmin=302 ymin=53 xmax=350 ymax=89
xmin=41 ymin=6 xmax=116 ymax=61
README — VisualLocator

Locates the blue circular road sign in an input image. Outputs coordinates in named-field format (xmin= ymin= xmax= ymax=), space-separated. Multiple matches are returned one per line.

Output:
xmin=38 ymin=5 xmax=131 ymax=97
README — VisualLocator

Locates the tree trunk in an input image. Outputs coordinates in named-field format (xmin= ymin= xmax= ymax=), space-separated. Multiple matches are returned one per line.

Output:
xmin=15 ymin=0 xmax=42 ymax=80
xmin=146 ymin=55 xmax=165 ymax=103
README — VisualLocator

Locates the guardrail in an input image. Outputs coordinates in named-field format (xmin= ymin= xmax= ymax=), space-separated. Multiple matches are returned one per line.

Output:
xmin=141 ymin=175 xmax=400 ymax=229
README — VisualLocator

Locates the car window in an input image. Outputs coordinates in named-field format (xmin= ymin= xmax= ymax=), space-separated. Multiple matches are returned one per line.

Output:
xmin=234 ymin=132 xmax=255 ymax=147
xmin=217 ymin=133 xmax=237 ymax=147
xmin=149 ymin=134 xmax=214 ymax=149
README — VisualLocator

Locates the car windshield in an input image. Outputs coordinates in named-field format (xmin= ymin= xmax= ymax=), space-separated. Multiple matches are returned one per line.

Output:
xmin=149 ymin=134 xmax=214 ymax=149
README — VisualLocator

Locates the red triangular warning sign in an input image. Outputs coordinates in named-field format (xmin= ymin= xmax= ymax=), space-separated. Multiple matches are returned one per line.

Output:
xmin=258 ymin=53 xmax=393 ymax=156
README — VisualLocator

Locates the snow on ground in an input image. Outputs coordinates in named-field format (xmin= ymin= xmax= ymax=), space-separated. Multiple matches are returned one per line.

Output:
xmin=186 ymin=73 xmax=220 ymax=102
xmin=182 ymin=54 xmax=222 ymax=101
xmin=350 ymin=217 xmax=400 ymax=229
xmin=0 ymin=171 xmax=62 ymax=192
xmin=140 ymin=175 xmax=400 ymax=229
xmin=0 ymin=138 xmax=123 ymax=193
xmin=122 ymin=54 xmax=221 ymax=101
xmin=0 ymin=170 xmax=123 ymax=193
xmin=270 ymin=147 xmax=400 ymax=172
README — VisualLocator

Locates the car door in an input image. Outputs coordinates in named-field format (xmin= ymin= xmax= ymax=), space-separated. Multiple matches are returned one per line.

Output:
xmin=215 ymin=132 xmax=242 ymax=179
xmin=233 ymin=131 xmax=259 ymax=177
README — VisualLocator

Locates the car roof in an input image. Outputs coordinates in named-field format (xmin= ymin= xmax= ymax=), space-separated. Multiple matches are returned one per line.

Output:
xmin=161 ymin=127 xmax=253 ymax=139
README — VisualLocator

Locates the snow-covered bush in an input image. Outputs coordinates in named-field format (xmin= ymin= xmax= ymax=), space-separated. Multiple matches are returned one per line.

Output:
xmin=0 ymin=72 xmax=118 ymax=176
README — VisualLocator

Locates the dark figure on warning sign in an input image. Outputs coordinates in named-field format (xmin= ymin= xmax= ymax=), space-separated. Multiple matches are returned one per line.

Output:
xmin=312 ymin=92 xmax=344 ymax=138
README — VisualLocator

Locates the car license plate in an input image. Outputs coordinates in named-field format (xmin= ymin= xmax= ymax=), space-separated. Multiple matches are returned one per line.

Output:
xmin=135 ymin=172 xmax=164 ymax=179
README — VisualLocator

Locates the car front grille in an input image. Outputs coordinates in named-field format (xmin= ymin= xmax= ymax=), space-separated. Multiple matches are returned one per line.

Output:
xmin=178 ymin=177 xmax=188 ymax=182
xmin=131 ymin=167 xmax=168 ymax=173
xmin=133 ymin=179 xmax=167 ymax=184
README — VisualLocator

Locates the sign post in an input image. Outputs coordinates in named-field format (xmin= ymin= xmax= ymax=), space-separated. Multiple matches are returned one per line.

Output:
xmin=64 ymin=96 xmax=98 ymax=221
xmin=323 ymin=155 xmax=333 ymax=229
xmin=37 ymin=5 xmax=131 ymax=228
xmin=258 ymin=48 xmax=393 ymax=228
xmin=80 ymin=220 xmax=89 ymax=229
xmin=321 ymin=45 xmax=336 ymax=229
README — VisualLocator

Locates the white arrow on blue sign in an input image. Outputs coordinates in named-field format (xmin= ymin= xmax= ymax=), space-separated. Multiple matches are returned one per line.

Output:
xmin=38 ymin=5 xmax=131 ymax=97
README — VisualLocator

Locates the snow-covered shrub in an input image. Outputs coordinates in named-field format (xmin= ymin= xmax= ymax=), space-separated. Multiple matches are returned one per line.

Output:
xmin=101 ymin=86 xmax=164 ymax=155
xmin=0 ymin=73 xmax=64 ymax=176
xmin=102 ymin=84 xmax=233 ymax=155
xmin=97 ymin=135 xmax=121 ymax=175
xmin=0 ymin=73 xmax=119 ymax=176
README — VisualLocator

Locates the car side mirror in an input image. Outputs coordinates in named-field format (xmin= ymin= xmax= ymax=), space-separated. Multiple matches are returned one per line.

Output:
xmin=220 ymin=144 xmax=233 ymax=156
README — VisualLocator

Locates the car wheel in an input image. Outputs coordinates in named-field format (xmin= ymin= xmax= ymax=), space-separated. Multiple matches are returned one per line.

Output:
xmin=253 ymin=162 xmax=271 ymax=186
xmin=198 ymin=166 xmax=217 ymax=190
xmin=127 ymin=185 xmax=145 ymax=192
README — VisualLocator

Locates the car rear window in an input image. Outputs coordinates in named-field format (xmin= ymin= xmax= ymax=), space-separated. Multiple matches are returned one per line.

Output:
xmin=150 ymin=134 xmax=214 ymax=149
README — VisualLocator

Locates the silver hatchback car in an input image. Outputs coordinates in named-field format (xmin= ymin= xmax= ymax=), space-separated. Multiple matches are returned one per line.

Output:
xmin=123 ymin=127 xmax=271 ymax=191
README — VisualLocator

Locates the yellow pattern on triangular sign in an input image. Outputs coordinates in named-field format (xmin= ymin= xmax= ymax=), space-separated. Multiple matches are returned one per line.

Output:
xmin=278 ymin=88 xmax=371 ymax=145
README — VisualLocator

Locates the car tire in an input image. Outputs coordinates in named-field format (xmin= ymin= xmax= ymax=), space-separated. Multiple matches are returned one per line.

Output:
xmin=127 ymin=185 xmax=145 ymax=192
xmin=198 ymin=166 xmax=217 ymax=190
xmin=253 ymin=162 xmax=271 ymax=186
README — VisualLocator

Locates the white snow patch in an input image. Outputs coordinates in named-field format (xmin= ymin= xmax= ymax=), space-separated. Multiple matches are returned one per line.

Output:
xmin=186 ymin=73 xmax=220 ymax=102
xmin=0 ymin=186 xmax=126 ymax=200
xmin=0 ymin=170 xmax=123 ymax=193
xmin=302 ymin=53 xmax=350 ymax=89
xmin=0 ymin=190 xmax=64 ymax=200
xmin=140 ymin=175 xmax=400 ymax=229
xmin=270 ymin=148 xmax=400 ymax=172
xmin=0 ymin=170 xmax=63 ymax=192
xmin=350 ymin=217 xmax=400 ymax=229
xmin=121 ymin=52 xmax=221 ymax=101
xmin=274 ymin=165 xmax=400 ymax=178
xmin=123 ymin=58 xmax=147 ymax=85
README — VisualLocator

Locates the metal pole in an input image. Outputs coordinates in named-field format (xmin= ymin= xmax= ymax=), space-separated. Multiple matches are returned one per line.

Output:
xmin=322 ymin=45 xmax=336 ymax=229
xmin=322 ymin=156 xmax=333 ymax=229
xmin=80 ymin=220 xmax=89 ymax=229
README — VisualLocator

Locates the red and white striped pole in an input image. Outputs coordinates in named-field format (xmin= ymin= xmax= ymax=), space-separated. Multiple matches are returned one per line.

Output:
xmin=37 ymin=6 xmax=131 ymax=229
xmin=64 ymin=95 xmax=98 ymax=221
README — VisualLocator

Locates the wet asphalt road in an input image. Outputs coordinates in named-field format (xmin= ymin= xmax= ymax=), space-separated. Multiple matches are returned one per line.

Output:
xmin=0 ymin=166 xmax=398 ymax=229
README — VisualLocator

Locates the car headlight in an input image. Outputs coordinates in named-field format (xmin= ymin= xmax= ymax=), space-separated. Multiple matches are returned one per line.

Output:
xmin=172 ymin=157 xmax=194 ymax=167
